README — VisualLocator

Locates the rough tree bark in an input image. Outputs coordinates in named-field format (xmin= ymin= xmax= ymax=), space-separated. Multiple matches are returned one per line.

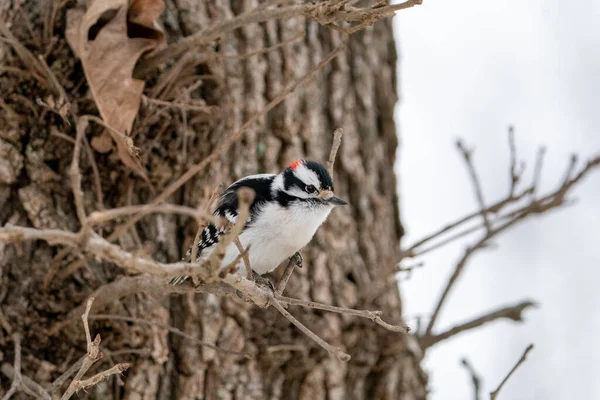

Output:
xmin=0 ymin=1 xmax=427 ymax=399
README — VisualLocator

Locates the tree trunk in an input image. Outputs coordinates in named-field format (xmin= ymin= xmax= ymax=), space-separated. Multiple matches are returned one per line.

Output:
xmin=0 ymin=1 xmax=427 ymax=399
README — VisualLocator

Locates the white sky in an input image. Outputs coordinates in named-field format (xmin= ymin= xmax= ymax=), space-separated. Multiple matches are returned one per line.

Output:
xmin=393 ymin=1 xmax=600 ymax=399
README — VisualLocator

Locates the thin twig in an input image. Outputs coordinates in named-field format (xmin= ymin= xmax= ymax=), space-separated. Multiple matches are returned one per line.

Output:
xmin=209 ymin=188 xmax=254 ymax=274
xmin=276 ymin=295 xmax=409 ymax=333
xmin=50 ymin=356 xmax=85 ymax=393
xmin=48 ymin=276 xmax=237 ymax=335
xmin=490 ymin=344 xmax=534 ymax=400
xmin=0 ymin=308 xmax=13 ymax=334
xmin=420 ymin=301 xmax=536 ymax=349
xmin=88 ymin=314 xmax=250 ymax=357
xmin=399 ymin=188 xmax=530 ymax=258
xmin=0 ymin=21 xmax=48 ymax=86
xmin=1 ymin=362 xmax=51 ymax=400
xmin=82 ymin=298 xmax=94 ymax=349
xmin=190 ymin=184 xmax=224 ymax=263
xmin=83 ymin=134 xmax=104 ymax=211
xmin=275 ymin=257 xmax=299 ymax=296
xmin=135 ymin=0 xmax=419 ymax=75
xmin=507 ymin=126 xmax=519 ymax=196
xmin=71 ymin=363 xmax=131 ymax=392
xmin=234 ymin=238 xmax=253 ymax=280
xmin=269 ymin=296 xmax=351 ymax=362
xmin=71 ymin=118 xmax=88 ymax=226
xmin=0 ymin=225 xmax=214 ymax=280
xmin=220 ymin=31 xmax=304 ymax=61
xmin=457 ymin=140 xmax=491 ymax=233
xmin=461 ymin=358 xmax=482 ymax=400
xmin=531 ymin=146 xmax=546 ymax=195
xmin=326 ymin=128 xmax=343 ymax=175
xmin=2 ymin=333 xmax=22 ymax=400
xmin=88 ymin=204 xmax=212 ymax=225
xmin=142 ymin=95 xmax=219 ymax=113
xmin=50 ymin=128 xmax=104 ymax=214
xmin=562 ymin=154 xmax=578 ymax=187
xmin=422 ymin=153 xmax=600 ymax=336
xmin=36 ymin=54 xmax=69 ymax=109
xmin=61 ymin=297 xmax=103 ymax=400
xmin=135 ymin=4 xmax=306 ymax=75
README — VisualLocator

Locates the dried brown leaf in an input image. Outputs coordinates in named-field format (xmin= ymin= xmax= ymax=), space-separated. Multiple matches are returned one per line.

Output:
xmin=90 ymin=131 xmax=114 ymax=153
xmin=128 ymin=0 xmax=166 ymax=31
xmin=65 ymin=0 xmax=165 ymax=182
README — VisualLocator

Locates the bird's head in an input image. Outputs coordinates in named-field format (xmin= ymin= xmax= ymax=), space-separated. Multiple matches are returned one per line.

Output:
xmin=279 ymin=159 xmax=347 ymax=206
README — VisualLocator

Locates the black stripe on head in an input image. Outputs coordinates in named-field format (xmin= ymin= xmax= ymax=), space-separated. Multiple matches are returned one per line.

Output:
xmin=303 ymin=161 xmax=334 ymax=191
xmin=275 ymin=190 xmax=323 ymax=208
xmin=283 ymin=168 xmax=307 ymax=191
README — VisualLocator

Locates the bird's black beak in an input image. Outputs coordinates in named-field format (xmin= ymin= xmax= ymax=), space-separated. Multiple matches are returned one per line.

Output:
xmin=328 ymin=196 xmax=348 ymax=206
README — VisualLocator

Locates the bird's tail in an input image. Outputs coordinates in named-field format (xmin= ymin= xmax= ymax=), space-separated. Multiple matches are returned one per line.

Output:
xmin=169 ymin=275 xmax=189 ymax=285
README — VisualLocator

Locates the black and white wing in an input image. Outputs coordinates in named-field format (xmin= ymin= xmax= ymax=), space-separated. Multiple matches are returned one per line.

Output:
xmin=170 ymin=174 xmax=275 ymax=285
xmin=212 ymin=173 xmax=276 ymax=228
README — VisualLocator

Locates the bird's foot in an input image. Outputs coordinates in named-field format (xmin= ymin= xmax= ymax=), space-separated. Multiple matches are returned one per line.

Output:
xmin=293 ymin=251 xmax=303 ymax=268
xmin=251 ymin=270 xmax=276 ymax=293
xmin=235 ymin=271 xmax=275 ymax=300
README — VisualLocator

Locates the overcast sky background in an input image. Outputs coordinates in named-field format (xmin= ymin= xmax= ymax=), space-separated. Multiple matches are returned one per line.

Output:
xmin=393 ymin=1 xmax=600 ymax=399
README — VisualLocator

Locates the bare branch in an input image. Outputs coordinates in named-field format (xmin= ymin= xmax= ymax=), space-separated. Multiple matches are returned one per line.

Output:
xmin=135 ymin=0 xmax=420 ymax=75
xmin=0 ymin=308 xmax=13 ymax=334
xmin=461 ymin=358 xmax=482 ymax=400
xmin=48 ymin=276 xmax=236 ymax=336
xmin=221 ymin=30 xmax=304 ymax=61
xmin=61 ymin=298 xmax=103 ymax=400
xmin=562 ymin=154 xmax=578 ymax=186
xmin=402 ymin=141 xmax=599 ymax=338
xmin=276 ymin=295 xmax=409 ymax=333
xmin=70 ymin=118 xmax=88 ymax=227
xmin=209 ymin=188 xmax=254 ymax=275
xmin=88 ymin=314 xmax=250 ymax=357
xmin=142 ymin=95 xmax=219 ymax=113
xmin=88 ymin=204 xmax=213 ymax=225
xmin=2 ymin=334 xmax=22 ymax=400
xmin=401 ymin=152 xmax=600 ymax=261
xmin=0 ymin=225 xmax=212 ymax=280
xmin=1 ymin=362 xmax=51 ymax=400
xmin=490 ymin=344 xmax=534 ymax=400
xmin=82 ymin=297 xmax=94 ymax=350
xmin=507 ymin=126 xmax=520 ymax=196
xmin=135 ymin=4 xmax=306 ymax=75
xmin=189 ymin=184 xmax=225 ymax=263
xmin=456 ymin=140 xmax=491 ymax=233
xmin=420 ymin=301 xmax=536 ymax=348
xmin=275 ymin=256 xmax=300 ymax=296
xmin=50 ymin=356 xmax=85 ymax=393
xmin=424 ymin=236 xmax=485 ymax=337
xmin=326 ymin=128 xmax=343 ymax=175
xmin=233 ymin=238 xmax=253 ymax=280
xmin=71 ymin=363 xmax=131 ymax=392
xmin=531 ymin=146 xmax=546 ymax=195
xmin=269 ymin=296 xmax=351 ymax=362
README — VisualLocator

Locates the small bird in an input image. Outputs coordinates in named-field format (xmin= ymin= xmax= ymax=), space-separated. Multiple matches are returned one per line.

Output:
xmin=171 ymin=159 xmax=347 ymax=284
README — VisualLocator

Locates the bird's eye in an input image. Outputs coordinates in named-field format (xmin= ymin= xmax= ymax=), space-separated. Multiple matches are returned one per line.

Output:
xmin=305 ymin=184 xmax=317 ymax=194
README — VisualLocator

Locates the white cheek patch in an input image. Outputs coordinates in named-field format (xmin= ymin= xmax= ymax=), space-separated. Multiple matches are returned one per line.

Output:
xmin=294 ymin=166 xmax=321 ymax=189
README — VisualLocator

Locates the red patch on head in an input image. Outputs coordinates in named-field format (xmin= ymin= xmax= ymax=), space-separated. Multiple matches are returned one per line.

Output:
xmin=290 ymin=159 xmax=303 ymax=170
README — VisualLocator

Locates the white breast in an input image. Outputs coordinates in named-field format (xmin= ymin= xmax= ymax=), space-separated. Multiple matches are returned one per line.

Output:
xmin=220 ymin=202 xmax=333 ymax=275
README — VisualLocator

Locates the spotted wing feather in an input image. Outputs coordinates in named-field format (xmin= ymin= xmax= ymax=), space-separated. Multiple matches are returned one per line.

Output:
xmin=169 ymin=174 xmax=275 ymax=285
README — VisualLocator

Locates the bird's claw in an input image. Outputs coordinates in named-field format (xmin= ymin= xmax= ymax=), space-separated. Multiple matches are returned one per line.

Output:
xmin=251 ymin=270 xmax=276 ymax=293
xmin=293 ymin=251 xmax=303 ymax=268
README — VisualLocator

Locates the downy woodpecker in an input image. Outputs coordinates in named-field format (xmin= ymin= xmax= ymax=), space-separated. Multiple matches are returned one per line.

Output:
xmin=171 ymin=159 xmax=347 ymax=284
